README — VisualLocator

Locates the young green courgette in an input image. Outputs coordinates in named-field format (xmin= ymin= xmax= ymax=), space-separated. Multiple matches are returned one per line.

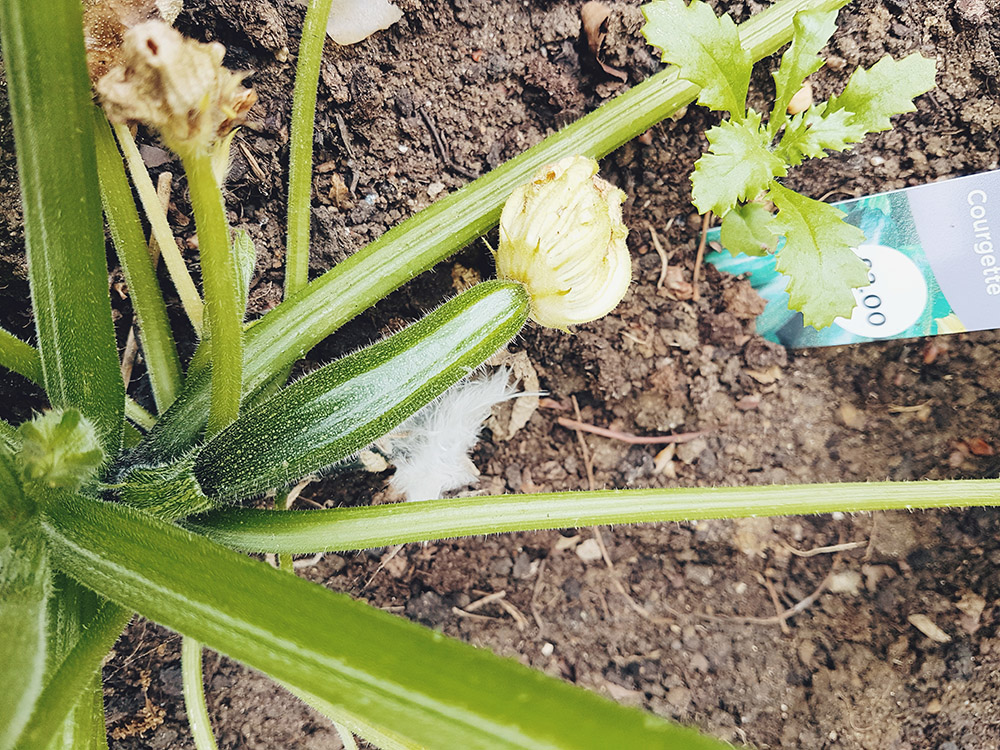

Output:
xmin=191 ymin=280 xmax=529 ymax=502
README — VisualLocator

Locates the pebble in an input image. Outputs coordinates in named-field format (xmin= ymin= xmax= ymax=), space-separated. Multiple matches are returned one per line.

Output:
xmin=576 ymin=538 xmax=604 ymax=562
xmin=684 ymin=564 xmax=714 ymax=586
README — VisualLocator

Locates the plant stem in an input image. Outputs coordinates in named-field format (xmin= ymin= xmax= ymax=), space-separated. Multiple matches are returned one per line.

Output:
xmin=285 ymin=0 xmax=335 ymax=298
xmin=94 ymin=109 xmax=183 ymax=413
xmin=189 ymin=479 xmax=1000 ymax=553
xmin=13 ymin=600 xmax=132 ymax=750
xmin=182 ymin=637 xmax=219 ymax=750
xmin=0 ymin=0 xmax=125 ymax=454
xmin=181 ymin=151 xmax=243 ymax=435
xmin=114 ymin=123 xmax=205 ymax=335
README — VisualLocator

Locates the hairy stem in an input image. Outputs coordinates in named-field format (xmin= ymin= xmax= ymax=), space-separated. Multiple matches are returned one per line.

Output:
xmin=181 ymin=151 xmax=243 ymax=434
xmin=189 ymin=479 xmax=1000 ymax=553
xmin=285 ymin=0 xmax=336 ymax=298
xmin=182 ymin=637 xmax=219 ymax=750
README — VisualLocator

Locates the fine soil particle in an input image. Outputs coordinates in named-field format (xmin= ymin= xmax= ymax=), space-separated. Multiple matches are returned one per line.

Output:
xmin=2 ymin=0 xmax=1000 ymax=748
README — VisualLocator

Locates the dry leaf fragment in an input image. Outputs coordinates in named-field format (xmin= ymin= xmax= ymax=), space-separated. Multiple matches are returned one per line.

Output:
xmin=907 ymin=613 xmax=952 ymax=643
xmin=580 ymin=1 xmax=628 ymax=82
xmin=485 ymin=351 xmax=541 ymax=441
xmin=745 ymin=365 xmax=782 ymax=384
xmin=956 ymin=592 xmax=987 ymax=634
xmin=967 ymin=437 xmax=994 ymax=456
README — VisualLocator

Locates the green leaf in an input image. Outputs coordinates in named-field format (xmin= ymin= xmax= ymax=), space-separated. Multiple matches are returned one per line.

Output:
xmin=826 ymin=53 xmax=937 ymax=134
xmin=720 ymin=202 xmax=780 ymax=256
xmin=0 ymin=0 xmax=125 ymax=455
xmin=43 ymin=492 xmax=729 ymax=750
xmin=768 ymin=8 xmax=839 ymax=135
xmin=193 ymin=281 xmax=530 ymax=502
xmin=770 ymin=183 xmax=869 ymax=328
xmin=641 ymin=0 xmax=752 ymax=117
xmin=691 ymin=110 xmax=787 ymax=216
xmin=774 ymin=104 xmax=867 ymax=166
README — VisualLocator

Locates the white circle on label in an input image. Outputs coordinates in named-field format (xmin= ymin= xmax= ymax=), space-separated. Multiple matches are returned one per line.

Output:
xmin=834 ymin=244 xmax=928 ymax=338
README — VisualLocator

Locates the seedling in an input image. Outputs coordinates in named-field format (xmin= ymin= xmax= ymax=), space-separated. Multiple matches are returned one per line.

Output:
xmin=641 ymin=0 xmax=936 ymax=327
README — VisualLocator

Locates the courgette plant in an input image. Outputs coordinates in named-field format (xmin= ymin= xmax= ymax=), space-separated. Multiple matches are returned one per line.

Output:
xmin=1 ymin=1 xmax=997 ymax=749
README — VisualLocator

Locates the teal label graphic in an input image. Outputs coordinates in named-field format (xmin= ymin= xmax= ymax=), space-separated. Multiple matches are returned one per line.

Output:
xmin=706 ymin=171 xmax=1000 ymax=347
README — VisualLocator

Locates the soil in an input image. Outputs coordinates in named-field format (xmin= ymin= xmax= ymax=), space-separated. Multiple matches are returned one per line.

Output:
xmin=3 ymin=0 xmax=1000 ymax=748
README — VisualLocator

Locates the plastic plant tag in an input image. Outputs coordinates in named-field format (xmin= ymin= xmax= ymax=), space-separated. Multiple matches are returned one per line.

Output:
xmin=706 ymin=170 xmax=1000 ymax=347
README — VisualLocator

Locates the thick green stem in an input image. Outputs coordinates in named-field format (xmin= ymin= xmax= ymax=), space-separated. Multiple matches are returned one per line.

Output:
xmin=189 ymin=479 xmax=1000 ymax=554
xmin=286 ymin=0 xmax=336 ymax=298
xmin=181 ymin=152 xmax=243 ymax=435
xmin=94 ymin=109 xmax=183 ymax=413
xmin=13 ymin=601 xmax=132 ymax=750
xmin=0 ymin=0 xmax=125 ymax=454
xmin=114 ymin=123 xmax=205 ymax=335
xmin=139 ymin=0 xmax=852 ymax=462
xmin=182 ymin=637 xmax=219 ymax=750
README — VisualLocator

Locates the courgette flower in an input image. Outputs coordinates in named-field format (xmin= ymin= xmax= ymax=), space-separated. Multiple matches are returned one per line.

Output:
xmin=495 ymin=155 xmax=631 ymax=330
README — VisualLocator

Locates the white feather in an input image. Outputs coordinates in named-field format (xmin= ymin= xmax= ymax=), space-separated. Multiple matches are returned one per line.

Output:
xmin=388 ymin=369 xmax=520 ymax=502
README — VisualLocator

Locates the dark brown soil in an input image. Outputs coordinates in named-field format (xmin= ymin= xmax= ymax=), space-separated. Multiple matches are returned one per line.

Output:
xmin=4 ymin=0 xmax=1000 ymax=748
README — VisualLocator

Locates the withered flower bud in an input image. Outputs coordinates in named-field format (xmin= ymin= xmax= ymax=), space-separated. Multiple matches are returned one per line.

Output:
xmin=96 ymin=20 xmax=255 ymax=155
xmin=495 ymin=156 xmax=632 ymax=330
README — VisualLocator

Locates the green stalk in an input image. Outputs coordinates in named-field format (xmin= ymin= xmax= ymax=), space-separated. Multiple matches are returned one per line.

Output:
xmin=43 ymin=492 xmax=727 ymax=750
xmin=189 ymin=479 xmax=1000 ymax=553
xmin=0 ymin=0 xmax=125 ymax=454
xmin=180 ymin=152 xmax=243 ymax=434
xmin=13 ymin=601 xmax=132 ymax=750
xmin=286 ymin=0 xmax=336 ymax=298
xmin=141 ymin=0 xmax=851 ymax=461
xmin=114 ymin=123 xmax=205 ymax=335
xmin=94 ymin=109 xmax=183 ymax=413
xmin=182 ymin=637 xmax=219 ymax=750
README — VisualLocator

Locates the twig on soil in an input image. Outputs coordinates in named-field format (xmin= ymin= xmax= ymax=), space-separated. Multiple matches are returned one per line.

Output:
xmin=418 ymin=103 xmax=478 ymax=179
xmin=780 ymin=540 xmax=867 ymax=558
xmin=687 ymin=565 xmax=836 ymax=627
xmin=497 ymin=598 xmax=530 ymax=631
xmin=464 ymin=590 xmax=507 ymax=612
xmin=692 ymin=211 xmax=712 ymax=302
xmin=557 ymin=416 xmax=707 ymax=446
xmin=647 ymin=218 xmax=674 ymax=289
xmin=570 ymin=395 xmax=596 ymax=492
xmin=530 ymin=558 xmax=547 ymax=633
xmin=763 ymin=578 xmax=791 ymax=635
xmin=360 ymin=543 xmax=404 ymax=591
xmin=452 ymin=607 xmax=498 ymax=623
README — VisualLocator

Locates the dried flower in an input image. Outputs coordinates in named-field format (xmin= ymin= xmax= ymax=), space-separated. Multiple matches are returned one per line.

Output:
xmin=96 ymin=20 xmax=255 ymax=155
xmin=495 ymin=155 xmax=631 ymax=330
xmin=83 ymin=0 xmax=184 ymax=83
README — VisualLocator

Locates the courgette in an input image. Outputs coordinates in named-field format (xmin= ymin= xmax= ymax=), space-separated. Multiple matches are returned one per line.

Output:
xmin=192 ymin=280 xmax=529 ymax=501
